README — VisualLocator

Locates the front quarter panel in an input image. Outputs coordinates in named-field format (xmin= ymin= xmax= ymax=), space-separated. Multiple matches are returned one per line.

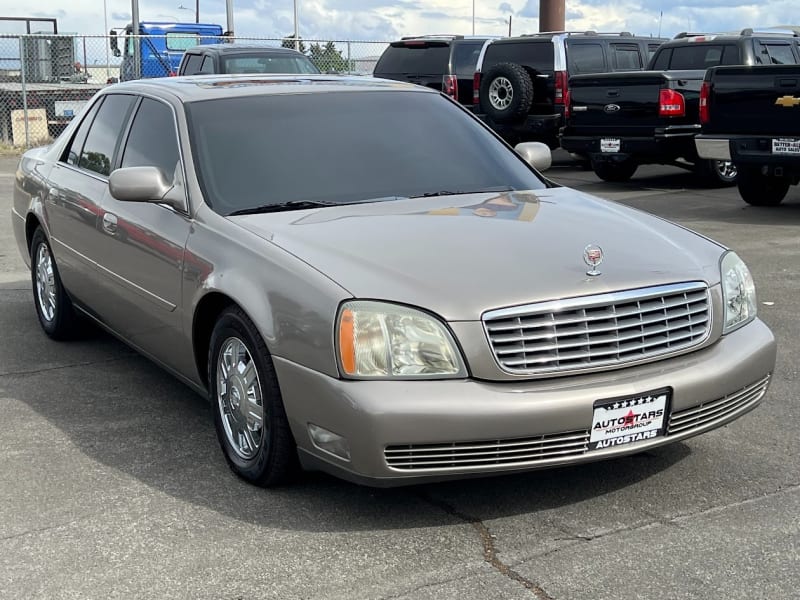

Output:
xmin=183 ymin=206 xmax=352 ymax=384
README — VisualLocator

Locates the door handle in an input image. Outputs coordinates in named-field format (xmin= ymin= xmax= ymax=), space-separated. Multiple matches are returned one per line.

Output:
xmin=102 ymin=212 xmax=118 ymax=234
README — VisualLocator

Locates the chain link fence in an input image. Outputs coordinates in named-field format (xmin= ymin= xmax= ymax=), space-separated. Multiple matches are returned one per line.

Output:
xmin=0 ymin=34 xmax=389 ymax=148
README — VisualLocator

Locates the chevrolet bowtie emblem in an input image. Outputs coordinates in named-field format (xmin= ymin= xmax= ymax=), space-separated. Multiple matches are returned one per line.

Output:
xmin=775 ymin=96 xmax=800 ymax=108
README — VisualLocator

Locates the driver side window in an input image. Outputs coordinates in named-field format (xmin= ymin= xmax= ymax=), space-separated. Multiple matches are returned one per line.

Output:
xmin=121 ymin=97 xmax=183 ymax=187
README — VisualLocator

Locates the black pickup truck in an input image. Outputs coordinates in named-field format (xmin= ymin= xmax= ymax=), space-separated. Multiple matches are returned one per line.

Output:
xmin=695 ymin=64 xmax=800 ymax=205
xmin=560 ymin=29 xmax=800 ymax=185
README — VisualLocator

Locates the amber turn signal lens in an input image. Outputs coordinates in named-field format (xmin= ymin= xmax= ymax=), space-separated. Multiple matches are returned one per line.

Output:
xmin=339 ymin=308 xmax=356 ymax=375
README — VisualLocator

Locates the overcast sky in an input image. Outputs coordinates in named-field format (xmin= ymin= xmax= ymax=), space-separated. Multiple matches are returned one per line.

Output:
xmin=0 ymin=0 xmax=795 ymax=42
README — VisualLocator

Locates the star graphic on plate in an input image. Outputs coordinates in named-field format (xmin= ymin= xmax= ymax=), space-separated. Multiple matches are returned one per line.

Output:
xmin=613 ymin=402 xmax=621 ymax=409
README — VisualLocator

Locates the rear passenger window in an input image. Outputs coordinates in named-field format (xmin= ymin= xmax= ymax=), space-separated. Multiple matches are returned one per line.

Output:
xmin=721 ymin=45 xmax=741 ymax=65
xmin=758 ymin=43 xmax=797 ymax=65
xmin=78 ymin=94 xmax=136 ymax=176
xmin=62 ymin=98 xmax=102 ymax=166
xmin=452 ymin=42 xmax=483 ymax=76
xmin=651 ymin=48 xmax=671 ymax=70
xmin=199 ymin=56 xmax=215 ymax=73
xmin=182 ymin=53 xmax=203 ymax=75
xmin=568 ymin=44 xmax=606 ymax=74
xmin=121 ymin=98 xmax=181 ymax=179
xmin=611 ymin=44 xmax=642 ymax=70
xmin=647 ymin=44 xmax=662 ymax=62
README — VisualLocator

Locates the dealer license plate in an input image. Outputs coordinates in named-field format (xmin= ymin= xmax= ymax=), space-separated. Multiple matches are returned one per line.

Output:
xmin=772 ymin=138 xmax=800 ymax=155
xmin=589 ymin=389 xmax=669 ymax=451
xmin=600 ymin=138 xmax=621 ymax=153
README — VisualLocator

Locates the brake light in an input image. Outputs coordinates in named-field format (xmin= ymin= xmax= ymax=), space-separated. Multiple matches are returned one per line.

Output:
xmin=699 ymin=81 xmax=711 ymax=124
xmin=443 ymin=74 xmax=458 ymax=102
xmin=554 ymin=70 xmax=567 ymax=105
xmin=659 ymin=89 xmax=685 ymax=117
xmin=473 ymin=72 xmax=481 ymax=105
xmin=564 ymin=88 xmax=571 ymax=119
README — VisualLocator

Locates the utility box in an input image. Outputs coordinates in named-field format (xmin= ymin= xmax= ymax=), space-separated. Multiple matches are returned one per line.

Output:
xmin=22 ymin=34 xmax=77 ymax=83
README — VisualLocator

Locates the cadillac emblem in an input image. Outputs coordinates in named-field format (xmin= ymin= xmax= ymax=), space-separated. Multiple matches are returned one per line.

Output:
xmin=583 ymin=244 xmax=604 ymax=276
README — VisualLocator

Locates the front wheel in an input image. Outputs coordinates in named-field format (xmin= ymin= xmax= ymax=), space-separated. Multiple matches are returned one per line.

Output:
xmin=30 ymin=227 xmax=78 ymax=340
xmin=591 ymin=159 xmax=638 ymax=182
xmin=209 ymin=306 xmax=298 ymax=486
xmin=696 ymin=159 xmax=737 ymax=187
xmin=737 ymin=169 xmax=790 ymax=206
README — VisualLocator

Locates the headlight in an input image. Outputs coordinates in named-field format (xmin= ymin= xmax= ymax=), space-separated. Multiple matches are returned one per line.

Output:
xmin=336 ymin=301 xmax=467 ymax=379
xmin=721 ymin=251 xmax=757 ymax=334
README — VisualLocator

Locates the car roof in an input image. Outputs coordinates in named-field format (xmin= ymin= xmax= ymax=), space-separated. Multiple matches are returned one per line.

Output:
xmin=491 ymin=31 xmax=662 ymax=43
xmin=106 ymin=74 xmax=432 ymax=102
xmin=184 ymin=44 xmax=307 ymax=56
xmin=661 ymin=30 xmax=799 ymax=46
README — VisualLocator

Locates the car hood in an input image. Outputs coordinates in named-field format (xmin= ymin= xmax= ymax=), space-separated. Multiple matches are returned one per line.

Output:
xmin=230 ymin=189 xmax=725 ymax=321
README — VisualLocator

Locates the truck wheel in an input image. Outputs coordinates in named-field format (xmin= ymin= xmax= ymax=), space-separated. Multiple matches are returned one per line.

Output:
xmin=480 ymin=63 xmax=533 ymax=124
xmin=737 ymin=169 xmax=790 ymax=206
xmin=696 ymin=159 xmax=737 ymax=187
xmin=592 ymin=159 xmax=638 ymax=183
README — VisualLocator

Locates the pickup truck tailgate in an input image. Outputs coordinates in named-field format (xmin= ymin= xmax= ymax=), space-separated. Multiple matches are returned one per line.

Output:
xmin=568 ymin=71 xmax=699 ymax=136
xmin=704 ymin=65 xmax=800 ymax=135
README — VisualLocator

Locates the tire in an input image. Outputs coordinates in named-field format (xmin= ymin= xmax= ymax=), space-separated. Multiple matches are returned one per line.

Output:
xmin=30 ymin=227 xmax=78 ymax=340
xmin=480 ymin=62 xmax=534 ymax=124
xmin=736 ymin=169 xmax=790 ymax=206
xmin=591 ymin=159 xmax=638 ymax=183
xmin=696 ymin=159 xmax=737 ymax=187
xmin=208 ymin=306 xmax=298 ymax=486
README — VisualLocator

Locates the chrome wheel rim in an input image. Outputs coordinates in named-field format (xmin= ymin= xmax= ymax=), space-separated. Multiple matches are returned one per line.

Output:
xmin=216 ymin=336 xmax=264 ymax=460
xmin=489 ymin=76 xmax=513 ymax=110
xmin=34 ymin=243 xmax=56 ymax=322
xmin=716 ymin=160 xmax=737 ymax=181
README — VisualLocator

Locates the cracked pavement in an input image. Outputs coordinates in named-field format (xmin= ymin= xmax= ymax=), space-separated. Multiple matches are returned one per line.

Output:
xmin=1 ymin=155 xmax=798 ymax=598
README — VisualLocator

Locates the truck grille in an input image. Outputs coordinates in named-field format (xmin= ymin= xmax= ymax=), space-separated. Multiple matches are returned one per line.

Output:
xmin=483 ymin=282 xmax=710 ymax=375
xmin=384 ymin=430 xmax=590 ymax=471
xmin=667 ymin=375 xmax=770 ymax=436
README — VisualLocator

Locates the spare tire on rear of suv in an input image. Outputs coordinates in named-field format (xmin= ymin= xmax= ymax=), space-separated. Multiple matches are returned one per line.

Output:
xmin=480 ymin=62 xmax=534 ymax=124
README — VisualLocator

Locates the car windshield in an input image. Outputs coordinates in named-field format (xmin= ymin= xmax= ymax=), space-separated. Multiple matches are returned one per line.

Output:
xmin=222 ymin=54 xmax=320 ymax=74
xmin=185 ymin=90 xmax=546 ymax=215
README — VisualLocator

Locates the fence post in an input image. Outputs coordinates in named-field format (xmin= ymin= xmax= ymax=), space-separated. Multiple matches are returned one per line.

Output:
xmin=19 ymin=36 xmax=30 ymax=147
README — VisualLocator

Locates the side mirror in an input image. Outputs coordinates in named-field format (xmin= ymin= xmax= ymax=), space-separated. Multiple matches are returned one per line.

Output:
xmin=108 ymin=166 xmax=187 ymax=212
xmin=514 ymin=141 xmax=552 ymax=172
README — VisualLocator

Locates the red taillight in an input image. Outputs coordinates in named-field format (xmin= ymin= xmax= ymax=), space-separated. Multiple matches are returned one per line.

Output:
xmin=168 ymin=71 xmax=177 ymax=77
xmin=699 ymin=81 xmax=711 ymax=124
xmin=443 ymin=74 xmax=458 ymax=102
xmin=659 ymin=88 xmax=685 ymax=117
xmin=564 ymin=88 xmax=571 ymax=119
xmin=473 ymin=72 xmax=481 ymax=105
xmin=554 ymin=70 xmax=567 ymax=105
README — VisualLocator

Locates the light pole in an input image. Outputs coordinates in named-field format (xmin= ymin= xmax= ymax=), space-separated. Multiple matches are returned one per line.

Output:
xmin=472 ymin=0 xmax=475 ymax=35
xmin=293 ymin=0 xmax=299 ymax=50
xmin=103 ymin=0 xmax=110 ymax=79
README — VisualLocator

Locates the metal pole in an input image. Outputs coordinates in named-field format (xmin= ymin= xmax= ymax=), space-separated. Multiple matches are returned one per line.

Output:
xmin=131 ymin=0 xmax=140 ymax=79
xmin=226 ymin=0 xmax=235 ymax=36
xmin=539 ymin=0 xmax=565 ymax=32
xmin=472 ymin=0 xmax=475 ymax=35
xmin=103 ymin=0 xmax=110 ymax=80
xmin=195 ymin=0 xmax=199 ymax=23
xmin=19 ymin=37 xmax=29 ymax=146
xmin=293 ymin=0 xmax=299 ymax=51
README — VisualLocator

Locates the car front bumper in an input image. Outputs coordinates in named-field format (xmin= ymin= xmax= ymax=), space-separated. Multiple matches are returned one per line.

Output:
xmin=274 ymin=318 xmax=776 ymax=487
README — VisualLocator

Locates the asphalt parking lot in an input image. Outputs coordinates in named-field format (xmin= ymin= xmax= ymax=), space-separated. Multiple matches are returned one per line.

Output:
xmin=1 ymin=153 xmax=798 ymax=599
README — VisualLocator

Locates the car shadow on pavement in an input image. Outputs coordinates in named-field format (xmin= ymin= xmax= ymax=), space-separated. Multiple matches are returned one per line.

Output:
xmin=2 ymin=288 xmax=692 ymax=534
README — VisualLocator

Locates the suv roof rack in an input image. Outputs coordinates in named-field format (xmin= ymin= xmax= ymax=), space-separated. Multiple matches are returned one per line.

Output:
xmin=673 ymin=31 xmax=710 ymax=39
xmin=740 ymin=27 xmax=799 ymax=37
xmin=520 ymin=30 xmax=635 ymax=37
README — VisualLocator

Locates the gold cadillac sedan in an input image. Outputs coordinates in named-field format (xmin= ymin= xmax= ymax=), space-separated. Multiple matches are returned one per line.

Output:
xmin=10 ymin=75 xmax=776 ymax=487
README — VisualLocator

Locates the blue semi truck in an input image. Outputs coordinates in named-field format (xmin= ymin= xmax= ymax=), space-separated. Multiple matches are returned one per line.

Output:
xmin=110 ymin=21 xmax=225 ymax=81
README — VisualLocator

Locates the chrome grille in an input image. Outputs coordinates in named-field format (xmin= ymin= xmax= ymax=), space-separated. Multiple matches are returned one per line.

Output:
xmin=483 ymin=282 xmax=711 ymax=375
xmin=384 ymin=430 xmax=589 ymax=471
xmin=668 ymin=375 xmax=770 ymax=436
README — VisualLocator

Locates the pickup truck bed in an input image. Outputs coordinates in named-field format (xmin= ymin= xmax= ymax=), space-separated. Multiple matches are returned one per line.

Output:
xmin=695 ymin=64 xmax=800 ymax=205
xmin=560 ymin=70 xmax=736 ymax=186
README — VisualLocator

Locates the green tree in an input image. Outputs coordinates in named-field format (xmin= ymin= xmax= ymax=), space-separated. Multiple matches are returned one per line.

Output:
xmin=281 ymin=34 xmax=306 ymax=54
xmin=308 ymin=41 xmax=353 ymax=73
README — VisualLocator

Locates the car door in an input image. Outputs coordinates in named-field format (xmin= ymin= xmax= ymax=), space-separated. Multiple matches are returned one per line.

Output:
xmin=91 ymin=95 xmax=192 ymax=370
xmin=44 ymin=94 xmax=137 ymax=306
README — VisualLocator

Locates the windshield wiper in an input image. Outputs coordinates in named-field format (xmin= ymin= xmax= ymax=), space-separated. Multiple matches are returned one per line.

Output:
xmin=410 ymin=186 xmax=514 ymax=198
xmin=227 ymin=200 xmax=342 ymax=216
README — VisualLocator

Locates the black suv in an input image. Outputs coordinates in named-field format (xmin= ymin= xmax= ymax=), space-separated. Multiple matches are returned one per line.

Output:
xmin=178 ymin=45 xmax=320 ymax=76
xmin=649 ymin=28 xmax=800 ymax=71
xmin=373 ymin=35 xmax=494 ymax=107
xmin=473 ymin=32 xmax=666 ymax=146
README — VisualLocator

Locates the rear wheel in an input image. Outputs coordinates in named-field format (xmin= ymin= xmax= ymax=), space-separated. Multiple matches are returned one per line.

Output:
xmin=209 ymin=306 xmax=297 ymax=486
xmin=30 ymin=227 xmax=78 ymax=340
xmin=591 ymin=159 xmax=638 ymax=183
xmin=480 ymin=62 xmax=534 ymax=124
xmin=696 ymin=159 xmax=737 ymax=187
xmin=737 ymin=169 xmax=790 ymax=206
